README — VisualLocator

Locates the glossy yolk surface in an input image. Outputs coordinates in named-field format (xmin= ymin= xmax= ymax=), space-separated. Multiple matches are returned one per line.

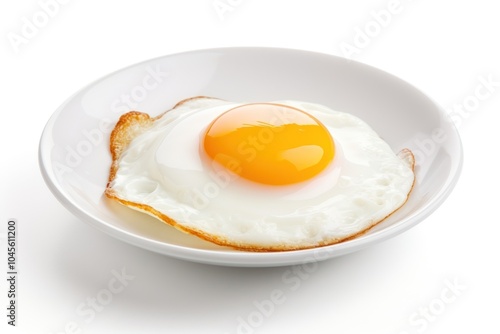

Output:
xmin=203 ymin=103 xmax=335 ymax=185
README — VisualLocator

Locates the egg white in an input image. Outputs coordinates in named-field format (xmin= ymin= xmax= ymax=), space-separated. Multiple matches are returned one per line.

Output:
xmin=107 ymin=97 xmax=415 ymax=250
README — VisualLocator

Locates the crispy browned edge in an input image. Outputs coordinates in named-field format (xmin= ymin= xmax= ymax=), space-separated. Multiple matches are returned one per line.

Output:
xmin=105 ymin=97 xmax=417 ymax=252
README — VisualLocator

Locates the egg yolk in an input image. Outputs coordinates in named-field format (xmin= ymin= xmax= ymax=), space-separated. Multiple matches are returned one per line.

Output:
xmin=203 ymin=103 xmax=335 ymax=186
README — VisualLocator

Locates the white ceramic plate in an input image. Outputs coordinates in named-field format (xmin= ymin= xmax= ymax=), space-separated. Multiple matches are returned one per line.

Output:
xmin=39 ymin=47 xmax=462 ymax=267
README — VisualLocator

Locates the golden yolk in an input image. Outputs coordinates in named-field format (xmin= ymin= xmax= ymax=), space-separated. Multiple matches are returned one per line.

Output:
xmin=203 ymin=103 xmax=335 ymax=185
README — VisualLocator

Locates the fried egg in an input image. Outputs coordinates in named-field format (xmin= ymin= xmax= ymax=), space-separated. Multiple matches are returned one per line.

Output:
xmin=105 ymin=97 xmax=415 ymax=251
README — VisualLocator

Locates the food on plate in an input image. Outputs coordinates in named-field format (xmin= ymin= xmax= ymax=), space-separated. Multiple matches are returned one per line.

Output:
xmin=105 ymin=96 xmax=415 ymax=251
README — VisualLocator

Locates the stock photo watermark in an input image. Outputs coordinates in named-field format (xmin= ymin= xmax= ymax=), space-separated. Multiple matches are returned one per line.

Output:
xmin=53 ymin=64 xmax=169 ymax=178
xmin=225 ymin=248 xmax=335 ymax=334
xmin=110 ymin=65 xmax=170 ymax=114
xmin=411 ymin=73 xmax=499 ymax=164
xmin=47 ymin=267 xmax=134 ymax=334
xmin=338 ymin=0 xmax=417 ymax=60
xmin=445 ymin=74 xmax=498 ymax=128
xmin=6 ymin=0 xmax=72 ymax=54
xmin=227 ymin=262 xmax=466 ymax=334
xmin=212 ymin=0 xmax=245 ymax=21
xmin=6 ymin=219 xmax=18 ymax=327
xmin=398 ymin=277 xmax=467 ymax=334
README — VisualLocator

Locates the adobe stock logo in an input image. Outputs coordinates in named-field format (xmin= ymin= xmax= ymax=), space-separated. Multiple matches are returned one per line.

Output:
xmin=411 ymin=73 xmax=499 ymax=164
xmin=338 ymin=0 xmax=416 ymax=60
xmin=224 ymin=247 xmax=335 ymax=334
xmin=399 ymin=277 xmax=467 ymax=334
xmin=7 ymin=0 xmax=72 ymax=54
xmin=52 ymin=65 xmax=169 ymax=179
xmin=212 ymin=0 xmax=245 ymax=20
xmin=47 ymin=268 xmax=135 ymax=334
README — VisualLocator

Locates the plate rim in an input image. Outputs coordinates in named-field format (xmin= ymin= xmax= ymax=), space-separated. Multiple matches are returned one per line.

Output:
xmin=38 ymin=46 xmax=464 ymax=267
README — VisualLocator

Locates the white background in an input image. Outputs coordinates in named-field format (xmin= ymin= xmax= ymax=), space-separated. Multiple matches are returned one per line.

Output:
xmin=1 ymin=0 xmax=499 ymax=333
